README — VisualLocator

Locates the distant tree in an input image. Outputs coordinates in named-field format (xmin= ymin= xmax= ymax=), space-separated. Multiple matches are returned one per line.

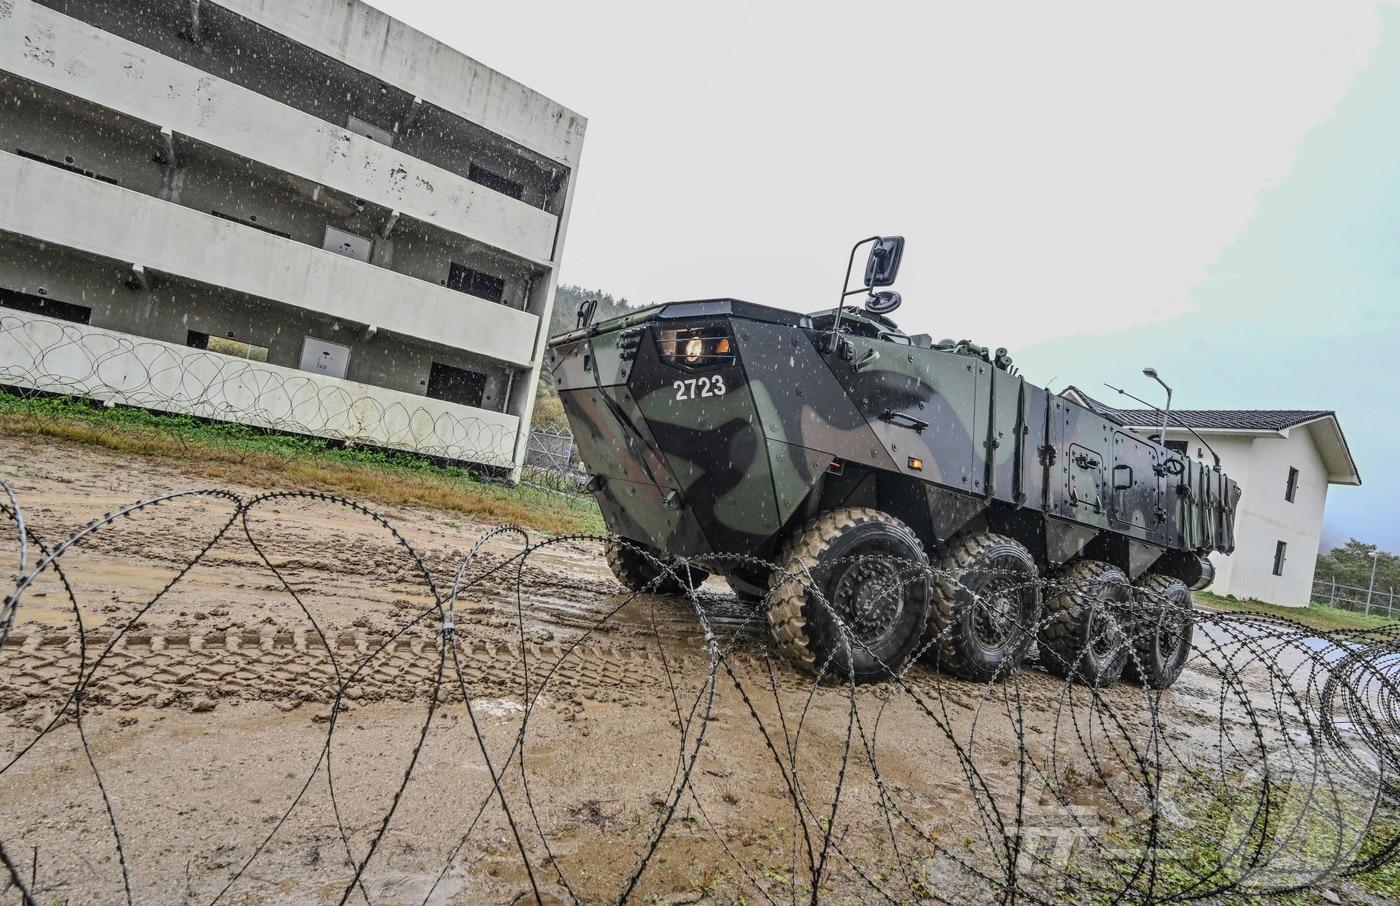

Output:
xmin=547 ymin=284 xmax=637 ymax=340
xmin=1314 ymin=539 xmax=1400 ymax=592
xmin=532 ymin=284 xmax=640 ymax=429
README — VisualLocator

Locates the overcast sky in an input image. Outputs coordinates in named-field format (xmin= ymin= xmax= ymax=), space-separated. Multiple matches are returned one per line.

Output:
xmin=372 ymin=0 xmax=1400 ymax=553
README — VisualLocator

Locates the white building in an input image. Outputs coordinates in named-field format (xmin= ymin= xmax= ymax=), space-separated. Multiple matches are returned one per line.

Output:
xmin=1064 ymin=390 xmax=1361 ymax=606
xmin=0 ymin=0 xmax=585 ymax=479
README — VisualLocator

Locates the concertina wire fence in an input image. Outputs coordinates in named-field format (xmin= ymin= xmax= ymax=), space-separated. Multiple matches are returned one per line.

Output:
xmin=0 ymin=484 xmax=1398 ymax=903
xmin=0 ymin=311 xmax=1397 ymax=902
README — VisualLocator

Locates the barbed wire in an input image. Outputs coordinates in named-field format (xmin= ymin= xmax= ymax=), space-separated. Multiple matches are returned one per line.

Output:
xmin=0 ymin=477 xmax=1397 ymax=903
xmin=0 ymin=313 xmax=587 ymax=497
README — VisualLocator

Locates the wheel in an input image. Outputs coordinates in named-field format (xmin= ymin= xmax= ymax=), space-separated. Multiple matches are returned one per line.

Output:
xmin=725 ymin=571 xmax=765 ymax=605
xmin=1038 ymin=560 xmax=1133 ymax=686
xmin=1125 ymin=574 xmax=1195 ymax=689
xmin=767 ymin=507 xmax=931 ymax=684
xmin=605 ymin=541 xmax=709 ymax=595
xmin=922 ymin=532 xmax=1042 ymax=682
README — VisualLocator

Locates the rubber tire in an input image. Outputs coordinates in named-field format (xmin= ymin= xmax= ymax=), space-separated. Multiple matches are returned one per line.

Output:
xmin=1125 ymin=574 xmax=1195 ymax=689
xmin=767 ymin=507 xmax=931 ymax=684
xmin=606 ymin=541 xmax=709 ymax=596
xmin=922 ymin=532 xmax=1042 ymax=682
xmin=1038 ymin=560 xmax=1133 ymax=687
xmin=725 ymin=572 xmax=765 ymax=605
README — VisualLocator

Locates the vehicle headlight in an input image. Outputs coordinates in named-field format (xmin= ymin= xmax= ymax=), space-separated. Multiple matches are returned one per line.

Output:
xmin=656 ymin=326 xmax=735 ymax=369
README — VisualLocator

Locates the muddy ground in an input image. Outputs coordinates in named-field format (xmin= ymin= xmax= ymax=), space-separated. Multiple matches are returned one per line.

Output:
xmin=0 ymin=434 xmax=1338 ymax=905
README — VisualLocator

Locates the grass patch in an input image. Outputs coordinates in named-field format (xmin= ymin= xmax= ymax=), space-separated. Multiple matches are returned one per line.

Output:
xmin=531 ymin=379 xmax=570 ymax=430
xmin=1082 ymin=772 xmax=1400 ymax=903
xmin=0 ymin=393 xmax=604 ymax=536
xmin=1195 ymin=591 xmax=1397 ymax=632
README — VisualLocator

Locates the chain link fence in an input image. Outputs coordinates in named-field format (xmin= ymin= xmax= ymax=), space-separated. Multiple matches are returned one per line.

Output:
xmin=520 ymin=424 xmax=587 ymax=496
xmin=1314 ymin=575 xmax=1399 ymax=619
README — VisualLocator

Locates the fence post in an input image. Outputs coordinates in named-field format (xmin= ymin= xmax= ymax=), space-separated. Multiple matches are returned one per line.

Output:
xmin=1389 ymin=586 xmax=1395 ymax=620
xmin=1330 ymin=576 xmax=1337 ymax=606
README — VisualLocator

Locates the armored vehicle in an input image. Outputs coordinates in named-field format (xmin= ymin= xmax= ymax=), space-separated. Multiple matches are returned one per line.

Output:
xmin=546 ymin=237 xmax=1240 ymax=686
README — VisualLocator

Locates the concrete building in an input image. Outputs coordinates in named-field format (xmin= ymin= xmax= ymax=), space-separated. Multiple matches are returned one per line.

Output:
xmin=0 ymin=0 xmax=585 ymax=477
xmin=1064 ymin=390 xmax=1361 ymax=606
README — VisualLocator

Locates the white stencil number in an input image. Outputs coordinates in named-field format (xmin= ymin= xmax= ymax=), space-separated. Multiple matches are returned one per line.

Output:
xmin=674 ymin=375 xmax=727 ymax=401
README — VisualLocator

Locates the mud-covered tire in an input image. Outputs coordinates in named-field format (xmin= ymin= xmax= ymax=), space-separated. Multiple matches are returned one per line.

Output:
xmin=922 ymin=532 xmax=1042 ymax=682
xmin=1038 ymin=560 xmax=1133 ymax=686
xmin=725 ymin=573 xmax=765 ymax=605
xmin=767 ymin=508 xmax=930 ymax=684
xmin=605 ymin=541 xmax=709 ymax=596
xmin=1125 ymin=574 xmax=1195 ymax=689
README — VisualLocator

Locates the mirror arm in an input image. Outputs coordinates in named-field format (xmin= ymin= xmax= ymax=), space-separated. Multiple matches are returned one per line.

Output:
xmin=829 ymin=235 xmax=881 ymax=352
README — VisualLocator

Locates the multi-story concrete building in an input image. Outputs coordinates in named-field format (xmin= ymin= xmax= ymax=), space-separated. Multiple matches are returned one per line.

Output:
xmin=1064 ymin=389 xmax=1361 ymax=606
xmin=0 ymin=0 xmax=585 ymax=478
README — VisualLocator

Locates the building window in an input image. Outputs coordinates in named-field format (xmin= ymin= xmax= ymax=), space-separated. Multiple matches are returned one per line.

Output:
xmin=446 ymin=263 xmax=506 ymax=304
xmin=0 ymin=287 xmax=91 ymax=324
xmin=187 ymin=331 xmax=270 ymax=363
xmin=426 ymin=362 xmax=487 ymax=408
xmin=1285 ymin=466 xmax=1299 ymax=503
xmin=1272 ymin=540 xmax=1287 ymax=577
xmin=210 ymin=211 xmax=293 ymax=240
xmin=467 ymin=163 xmax=525 ymax=201
xmin=1165 ymin=440 xmax=1188 ymax=455
xmin=15 ymin=149 xmax=119 ymax=186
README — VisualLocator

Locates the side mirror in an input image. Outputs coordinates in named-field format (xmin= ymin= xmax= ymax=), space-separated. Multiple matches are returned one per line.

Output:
xmin=863 ymin=236 xmax=905 ymax=288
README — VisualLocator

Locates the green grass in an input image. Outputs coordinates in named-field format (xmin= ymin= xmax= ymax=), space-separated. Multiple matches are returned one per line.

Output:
xmin=1087 ymin=773 xmax=1400 ymax=903
xmin=1195 ymin=591 xmax=1397 ymax=633
xmin=0 ymin=392 xmax=605 ymax=536
xmin=531 ymin=379 xmax=570 ymax=430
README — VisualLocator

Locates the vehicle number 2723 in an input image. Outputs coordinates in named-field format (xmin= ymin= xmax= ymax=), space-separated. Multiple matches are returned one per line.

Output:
xmin=673 ymin=376 xmax=726 ymax=400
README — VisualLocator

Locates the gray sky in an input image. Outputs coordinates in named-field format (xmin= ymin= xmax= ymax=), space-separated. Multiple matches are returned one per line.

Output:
xmin=372 ymin=0 xmax=1400 ymax=551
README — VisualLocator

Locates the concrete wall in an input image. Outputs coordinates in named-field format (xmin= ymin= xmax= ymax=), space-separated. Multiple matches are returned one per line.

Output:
xmin=30 ymin=0 xmax=571 ymax=212
xmin=0 ymin=1 xmax=558 ymax=265
xmin=0 ymin=151 xmax=540 ymax=368
xmin=0 ymin=78 xmax=541 ymax=317
xmin=0 ymin=237 xmax=518 ymax=409
xmin=210 ymin=0 xmax=586 ymax=168
xmin=1156 ymin=427 xmax=1330 ymax=606
xmin=0 ymin=310 xmax=520 ymax=466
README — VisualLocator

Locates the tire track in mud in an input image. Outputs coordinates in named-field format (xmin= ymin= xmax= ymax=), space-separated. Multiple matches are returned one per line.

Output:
xmin=0 ymin=628 xmax=707 ymax=712
xmin=0 ymin=619 xmax=985 ymax=718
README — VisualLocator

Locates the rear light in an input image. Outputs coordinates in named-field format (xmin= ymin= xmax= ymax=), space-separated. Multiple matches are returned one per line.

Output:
xmin=656 ymin=325 xmax=735 ymax=369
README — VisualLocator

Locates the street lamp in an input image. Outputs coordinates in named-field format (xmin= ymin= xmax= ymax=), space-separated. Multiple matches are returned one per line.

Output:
xmin=1366 ymin=550 xmax=1381 ymax=614
xmin=1143 ymin=367 xmax=1173 ymax=441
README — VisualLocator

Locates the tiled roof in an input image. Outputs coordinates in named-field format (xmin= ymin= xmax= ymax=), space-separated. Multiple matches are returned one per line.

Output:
xmin=1065 ymin=388 xmax=1333 ymax=431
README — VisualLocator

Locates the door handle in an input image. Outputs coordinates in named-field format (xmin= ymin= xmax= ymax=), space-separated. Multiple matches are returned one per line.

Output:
xmin=879 ymin=410 xmax=930 ymax=434
xmin=1112 ymin=463 xmax=1134 ymax=490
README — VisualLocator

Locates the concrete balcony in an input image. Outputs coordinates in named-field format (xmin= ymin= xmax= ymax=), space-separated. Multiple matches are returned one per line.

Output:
xmin=0 ymin=0 xmax=560 ymax=266
xmin=214 ymin=0 xmax=586 ymax=169
xmin=0 ymin=152 xmax=540 ymax=368
xmin=0 ymin=309 xmax=520 ymax=467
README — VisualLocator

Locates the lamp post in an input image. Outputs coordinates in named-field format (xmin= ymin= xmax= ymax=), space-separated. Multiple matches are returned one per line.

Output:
xmin=1143 ymin=367 xmax=1173 ymax=441
xmin=1366 ymin=550 xmax=1381 ymax=614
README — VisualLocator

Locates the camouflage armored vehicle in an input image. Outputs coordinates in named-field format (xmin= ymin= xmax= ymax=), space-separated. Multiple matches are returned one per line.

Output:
xmin=546 ymin=237 xmax=1240 ymax=686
